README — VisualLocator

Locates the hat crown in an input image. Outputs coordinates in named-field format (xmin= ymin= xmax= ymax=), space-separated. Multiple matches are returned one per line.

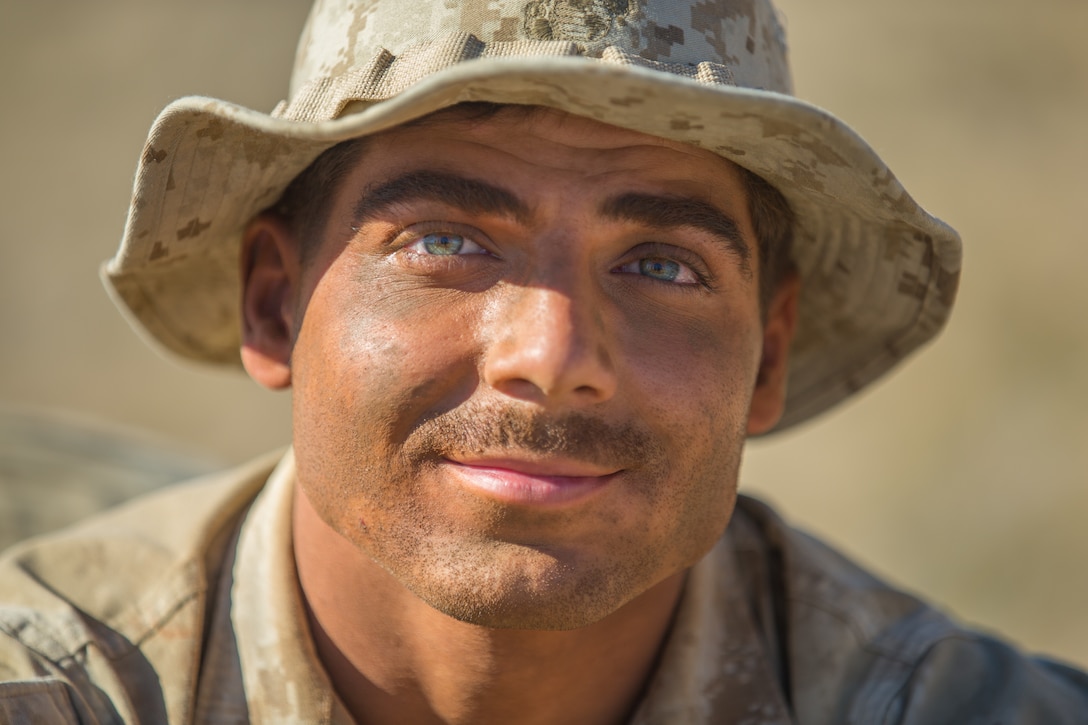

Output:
xmin=290 ymin=0 xmax=793 ymax=99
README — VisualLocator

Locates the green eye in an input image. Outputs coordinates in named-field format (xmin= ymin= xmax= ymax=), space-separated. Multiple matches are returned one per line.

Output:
xmin=422 ymin=233 xmax=464 ymax=255
xmin=639 ymin=257 xmax=681 ymax=281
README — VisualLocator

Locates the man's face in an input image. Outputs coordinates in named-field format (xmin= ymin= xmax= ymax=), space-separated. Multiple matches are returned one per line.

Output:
xmin=244 ymin=107 xmax=795 ymax=630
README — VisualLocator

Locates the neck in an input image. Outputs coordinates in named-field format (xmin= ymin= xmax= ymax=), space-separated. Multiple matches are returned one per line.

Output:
xmin=292 ymin=487 xmax=684 ymax=725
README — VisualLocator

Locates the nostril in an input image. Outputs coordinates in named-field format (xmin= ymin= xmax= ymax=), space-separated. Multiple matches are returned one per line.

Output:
xmin=480 ymin=285 xmax=618 ymax=405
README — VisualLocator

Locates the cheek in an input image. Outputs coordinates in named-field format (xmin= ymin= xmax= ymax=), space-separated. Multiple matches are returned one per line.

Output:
xmin=618 ymin=305 xmax=763 ymax=430
xmin=614 ymin=310 xmax=759 ymax=565
xmin=290 ymin=264 xmax=481 ymax=520
xmin=297 ymin=262 xmax=476 ymax=413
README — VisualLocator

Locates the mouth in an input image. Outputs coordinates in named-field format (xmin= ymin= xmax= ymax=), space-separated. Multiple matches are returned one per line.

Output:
xmin=443 ymin=456 xmax=620 ymax=506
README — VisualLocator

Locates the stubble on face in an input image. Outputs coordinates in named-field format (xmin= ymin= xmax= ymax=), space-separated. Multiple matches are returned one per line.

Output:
xmin=287 ymin=107 xmax=762 ymax=631
xmin=295 ymin=382 xmax=746 ymax=629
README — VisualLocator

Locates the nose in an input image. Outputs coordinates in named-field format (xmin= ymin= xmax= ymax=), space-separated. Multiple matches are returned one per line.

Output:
xmin=481 ymin=283 xmax=618 ymax=407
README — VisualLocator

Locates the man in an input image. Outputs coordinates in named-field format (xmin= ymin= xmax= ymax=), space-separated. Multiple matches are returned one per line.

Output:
xmin=1 ymin=0 xmax=1085 ymax=722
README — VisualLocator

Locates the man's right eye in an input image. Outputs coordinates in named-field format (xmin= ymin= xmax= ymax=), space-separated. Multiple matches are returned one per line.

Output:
xmin=406 ymin=232 xmax=490 ymax=256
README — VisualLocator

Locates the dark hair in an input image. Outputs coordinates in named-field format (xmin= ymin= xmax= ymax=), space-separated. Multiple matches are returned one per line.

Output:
xmin=737 ymin=165 xmax=795 ymax=314
xmin=267 ymin=103 xmax=795 ymax=312
xmin=268 ymin=137 xmax=370 ymax=266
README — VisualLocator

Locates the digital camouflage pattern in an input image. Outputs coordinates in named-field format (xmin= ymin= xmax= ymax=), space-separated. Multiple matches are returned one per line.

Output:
xmin=102 ymin=0 xmax=961 ymax=432
xmin=289 ymin=0 xmax=792 ymax=101
xmin=4 ymin=451 xmax=1086 ymax=722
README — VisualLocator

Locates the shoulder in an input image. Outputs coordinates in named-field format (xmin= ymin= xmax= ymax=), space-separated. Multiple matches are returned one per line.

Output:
xmin=732 ymin=495 xmax=1088 ymax=724
xmin=0 ymin=450 xmax=281 ymax=722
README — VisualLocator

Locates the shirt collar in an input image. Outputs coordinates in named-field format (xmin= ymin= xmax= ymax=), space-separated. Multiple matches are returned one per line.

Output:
xmin=630 ymin=517 xmax=792 ymax=724
xmin=232 ymin=448 xmax=354 ymax=723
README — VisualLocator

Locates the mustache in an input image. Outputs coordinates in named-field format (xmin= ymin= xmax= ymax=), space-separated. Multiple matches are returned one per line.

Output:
xmin=402 ymin=400 xmax=664 ymax=471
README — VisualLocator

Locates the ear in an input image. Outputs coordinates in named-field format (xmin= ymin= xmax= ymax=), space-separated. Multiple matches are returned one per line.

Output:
xmin=239 ymin=213 xmax=300 ymax=390
xmin=747 ymin=271 xmax=801 ymax=435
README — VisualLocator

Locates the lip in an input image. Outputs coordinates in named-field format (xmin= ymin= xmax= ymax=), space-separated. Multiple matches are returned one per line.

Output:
xmin=443 ymin=457 xmax=619 ymax=506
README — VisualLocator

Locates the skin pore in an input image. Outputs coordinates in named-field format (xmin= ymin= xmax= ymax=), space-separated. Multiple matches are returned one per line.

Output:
xmin=240 ymin=107 xmax=799 ymax=724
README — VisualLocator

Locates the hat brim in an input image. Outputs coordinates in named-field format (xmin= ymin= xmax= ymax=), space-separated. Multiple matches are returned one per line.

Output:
xmin=103 ymin=55 xmax=960 ymax=433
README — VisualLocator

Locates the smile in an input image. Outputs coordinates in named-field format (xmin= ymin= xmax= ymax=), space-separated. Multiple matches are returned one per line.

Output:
xmin=443 ymin=457 xmax=620 ymax=506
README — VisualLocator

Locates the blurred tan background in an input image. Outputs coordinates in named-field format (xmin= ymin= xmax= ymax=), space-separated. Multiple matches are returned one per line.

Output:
xmin=1 ymin=0 xmax=1085 ymax=667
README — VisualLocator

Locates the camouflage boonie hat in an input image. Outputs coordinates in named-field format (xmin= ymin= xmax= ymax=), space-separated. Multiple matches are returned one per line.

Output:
xmin=103 ymin=0 xmax=961 ymax=433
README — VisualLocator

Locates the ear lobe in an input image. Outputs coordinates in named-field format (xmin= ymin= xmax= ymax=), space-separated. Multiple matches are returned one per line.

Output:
xmin=239 ymin=214 xmax=300 ymax=390
xmin=747 ymin=271 xmax=801 ymax=435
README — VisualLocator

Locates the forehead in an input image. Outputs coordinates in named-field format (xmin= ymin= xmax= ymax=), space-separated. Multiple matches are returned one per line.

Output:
xmin=394 ymin=104 xmax=730 ymax=158
xmin=343 ymin=105 xmax=749 ymax=207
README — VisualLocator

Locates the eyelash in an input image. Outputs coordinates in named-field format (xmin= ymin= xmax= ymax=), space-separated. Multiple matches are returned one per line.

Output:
xmin=406 ymin=232 xmax=488 ymax=257
xmin=612 ymin=242 xmax=715 ymax=290
xmin=391 ymin=223 xmax=497 ymax=259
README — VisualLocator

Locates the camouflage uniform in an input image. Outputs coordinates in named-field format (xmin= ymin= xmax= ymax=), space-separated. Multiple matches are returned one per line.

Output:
xmin=2 ymin=452 xmax=1086 ymax=723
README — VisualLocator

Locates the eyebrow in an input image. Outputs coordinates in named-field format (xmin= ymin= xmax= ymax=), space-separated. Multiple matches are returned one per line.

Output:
xmin=600 ymin=193 xmax=752 ymax=277
xmin=352 ymin=171 xmax=531 ymax=228
xmin=351 ymin=171 xmax=751 ymax=276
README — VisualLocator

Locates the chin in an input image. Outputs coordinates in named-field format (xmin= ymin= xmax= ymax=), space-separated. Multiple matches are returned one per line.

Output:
xmin=392 ymin=540 xmax=671 ymax=631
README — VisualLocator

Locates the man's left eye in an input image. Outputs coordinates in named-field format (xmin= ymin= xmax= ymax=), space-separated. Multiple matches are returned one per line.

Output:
xmin=409 ymin=232 xmax=488 ymax=256
xmin=615 ymin=256 xmax=700 ymax=285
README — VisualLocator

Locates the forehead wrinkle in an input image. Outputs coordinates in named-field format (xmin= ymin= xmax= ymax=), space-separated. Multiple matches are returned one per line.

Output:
xmin=600 ymin=193 xmax=753 ymax=278
xmin=352 ymin=170 xmax=533 ymax=228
